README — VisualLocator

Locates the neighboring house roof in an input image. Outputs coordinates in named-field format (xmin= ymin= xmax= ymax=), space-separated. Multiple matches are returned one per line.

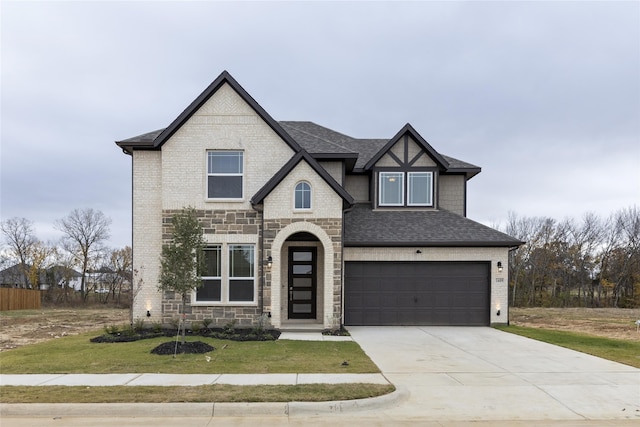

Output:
xmin=251 ymin=151 xmax=354 ymax=209
xmin=344 ymin=204 xmax=524 ymax=247
xmin=0 ymin=264 xmax=81 ymax=286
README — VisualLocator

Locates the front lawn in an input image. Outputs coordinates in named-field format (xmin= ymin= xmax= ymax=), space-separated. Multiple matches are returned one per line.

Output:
xmin=0 ymin=383 xmax=395 ymax=404
xmin=495 ymin=325 xmax=640 ymax=368
xmin=0 ymin=331 xmax=379 ymax=374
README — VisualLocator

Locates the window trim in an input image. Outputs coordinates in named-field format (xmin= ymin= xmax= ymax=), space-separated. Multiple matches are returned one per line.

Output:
xmin=378 ymin=171 xmax=405 ymax=206
xmin=206 ymin=150 xmax=244 ymax=201
xmin=377 ymin=169 xmax=436 ymax=208
xmin=197 ymin=245 xmax=222 ymax=302
xmin=294 ymin=181 xmax=312 ymax=210
xmin=407 ymin=171 xmax=434 ymax=207
xmin=194 ymin=243 xmax=256 ymax=305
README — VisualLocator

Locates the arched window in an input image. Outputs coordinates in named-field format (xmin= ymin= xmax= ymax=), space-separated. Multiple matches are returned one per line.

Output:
xmin=294 ymin=181 xmax=311 ymax=210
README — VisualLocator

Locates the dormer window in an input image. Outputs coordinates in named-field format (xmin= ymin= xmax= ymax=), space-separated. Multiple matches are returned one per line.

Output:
xmin=378 ymin=171 xmax=434 ymax=207
xmin=379 ymin=172 xmax=404 ymax=206
xmin=294 ymin=181 xmax=311 ymax=210
xmin=408 ymin=172 xmax=433 ymax=206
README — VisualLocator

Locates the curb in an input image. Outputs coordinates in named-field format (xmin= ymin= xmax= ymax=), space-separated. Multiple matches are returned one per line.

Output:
xmin=0 ymin=387 xmax=408 ymax=418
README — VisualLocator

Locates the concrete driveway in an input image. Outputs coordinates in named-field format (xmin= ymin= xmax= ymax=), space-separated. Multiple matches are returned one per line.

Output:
xmin=347 ymin=326 xmax=640 ymax=423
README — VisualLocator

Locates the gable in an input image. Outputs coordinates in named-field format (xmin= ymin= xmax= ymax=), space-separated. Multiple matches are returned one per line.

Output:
xmin=262 ymin=160 xmax=344 ymax=220
xmin=374 ymin=136 xmax=439 ymax=168
xmin=364 ymin=123 xmax=449 ymax=171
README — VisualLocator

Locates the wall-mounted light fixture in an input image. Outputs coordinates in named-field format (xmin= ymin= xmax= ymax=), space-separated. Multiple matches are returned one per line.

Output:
xmin=416 ymin=249 xmax=422 ymax=254
xmin=497 ymin=261 xmax=503 ymax=273
xmin=496 ymin=302 xmax=501 ymax=316
xmin=496 ymin=309 xmax=501 ymax=316
xmin=266 ymin=256 xmax=273 ymax=269
xmin=146 ymin=310 xmax=151 ymax=318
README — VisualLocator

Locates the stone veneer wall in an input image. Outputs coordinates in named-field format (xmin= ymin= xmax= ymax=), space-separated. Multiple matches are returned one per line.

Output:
xmin=263 ymin=217 xmax=343 ymax=323
xmin=160 ymin=208 xmax=263 ymax=327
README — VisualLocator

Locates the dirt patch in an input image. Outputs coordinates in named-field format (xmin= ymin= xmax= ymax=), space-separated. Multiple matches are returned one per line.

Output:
xmin=509 ymin=307 xmax=640 ymax=341
xmin=0 ymin=308 xmax=129 ymax=351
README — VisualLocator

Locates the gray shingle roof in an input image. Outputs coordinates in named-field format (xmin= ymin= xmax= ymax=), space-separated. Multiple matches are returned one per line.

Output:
xmin=278 ymin=121 xmax=479 ymax=174
xmin=344 ymin=204 xmax=523 ymax=247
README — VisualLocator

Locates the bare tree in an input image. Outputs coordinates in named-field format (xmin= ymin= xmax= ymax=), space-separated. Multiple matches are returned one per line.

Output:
xmin=55 ymin=208 xmax=111 ymax=301
xmin=0 ymin=217 xmax=37 ymax=288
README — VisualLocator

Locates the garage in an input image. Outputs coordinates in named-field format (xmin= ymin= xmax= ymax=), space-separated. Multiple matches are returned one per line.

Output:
xmin=344 ymin=261 xmax=490 ymax=326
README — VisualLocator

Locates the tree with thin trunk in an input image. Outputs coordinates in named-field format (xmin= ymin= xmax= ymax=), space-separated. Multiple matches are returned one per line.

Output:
xmin=55 ymin=208 xmax=111 ymax=301
xmin=0 ymin=217 xmax=37 ymax=288
xmin=159 ymin=208 xmax=204 ymax=344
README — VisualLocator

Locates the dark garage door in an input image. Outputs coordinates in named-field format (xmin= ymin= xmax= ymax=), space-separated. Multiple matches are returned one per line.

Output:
xmin=344 ymin=261 xmax=490 ymax=326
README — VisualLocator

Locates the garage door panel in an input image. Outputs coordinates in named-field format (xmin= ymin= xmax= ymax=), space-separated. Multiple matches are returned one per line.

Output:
xmin=345 ymin=261 xmax=490 ymax=326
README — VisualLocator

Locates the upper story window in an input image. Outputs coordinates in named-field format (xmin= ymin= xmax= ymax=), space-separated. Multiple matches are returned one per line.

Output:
xmin=378 ymin=171 xmax=434 ymax=207
xmin=294 ymin=181 xmax=311 ymax=210
xmin=207 ymin=151 xmax=243 ymax=199
xmin=408 ymin=172 xmax=433 ymax=206
xmin=379 ymin=172 xmax=404 ymax=206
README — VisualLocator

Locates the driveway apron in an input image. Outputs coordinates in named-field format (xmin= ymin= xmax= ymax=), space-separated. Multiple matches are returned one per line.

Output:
xmin=347 ymin=326 xmax=640 ymax=422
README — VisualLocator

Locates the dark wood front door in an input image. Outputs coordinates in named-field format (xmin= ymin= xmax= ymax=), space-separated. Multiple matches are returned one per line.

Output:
xmin=288 ymin=247 xmax=317 ymax=319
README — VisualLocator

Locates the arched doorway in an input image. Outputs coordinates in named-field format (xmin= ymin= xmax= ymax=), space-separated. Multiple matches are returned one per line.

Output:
xmin=269 ymin=223 xmax=335 ymax=329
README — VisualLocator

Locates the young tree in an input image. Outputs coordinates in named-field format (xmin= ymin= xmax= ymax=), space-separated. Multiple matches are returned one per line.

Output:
xmin=159 ymin=208 xmax=204 ymax=344
xmin=55 ymin=208 xmax=111 ymax=301
xmin=0 ymin=217 xmax=37 ymax=288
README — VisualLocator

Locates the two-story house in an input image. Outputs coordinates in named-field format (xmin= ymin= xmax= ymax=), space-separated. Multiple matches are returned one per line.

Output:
xmin=116 ymin=71 xmax=522 ymax=329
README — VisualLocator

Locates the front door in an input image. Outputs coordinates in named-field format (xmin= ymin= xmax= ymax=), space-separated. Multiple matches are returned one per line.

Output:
xmin=288 ymin=247 xmax=317 ymax=319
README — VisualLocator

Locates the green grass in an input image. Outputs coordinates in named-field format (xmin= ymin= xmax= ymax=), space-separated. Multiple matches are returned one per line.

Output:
xmin=0 ymin=331 xmax=379 ymax=374
xmin=0 ymin=384 xmax=395 ymax=404
xmin=495 ymin=325 xmax=640 ymax=368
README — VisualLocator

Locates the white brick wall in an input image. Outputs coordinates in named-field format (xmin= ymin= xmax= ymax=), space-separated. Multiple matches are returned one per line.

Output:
xmin=344 ymin=246 xmax=510 ymax=325
xmin=160 ymin=83 xmax=295 ymax=211
xmin=132 ymin=150 xmax=163 ymax=322
xmin=263 ymin=161 xmax=343 ymax=220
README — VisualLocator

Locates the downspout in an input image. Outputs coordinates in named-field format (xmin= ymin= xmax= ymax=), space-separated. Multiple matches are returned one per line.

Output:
xmin=252 ymin=202 xmax=266 ymax=318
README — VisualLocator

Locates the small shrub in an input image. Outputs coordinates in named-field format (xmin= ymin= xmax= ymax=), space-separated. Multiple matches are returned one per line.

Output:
xmin=133 ymin=318 xmax=145 ymax=332
xmin=151 ymin=322 xmax=162 ymax=333
xmin=252 ymin=313 xmax=270 ymax=335
xmin=223 ymin=319 xmax=237 ymax=335
xmin=202 ymin=318 xmax=213 ymax=331
xmin=105 ymin=325 xmax=120 ymax=335
xmin=191 ymin=322 xmax=202 ymax=334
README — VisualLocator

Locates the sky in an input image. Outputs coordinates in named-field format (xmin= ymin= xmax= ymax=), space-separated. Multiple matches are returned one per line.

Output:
xmin=1 ymin=1 xmax=639 ymax=250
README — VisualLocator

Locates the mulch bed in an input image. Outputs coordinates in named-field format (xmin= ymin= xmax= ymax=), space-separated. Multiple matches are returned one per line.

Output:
xmin=90 ymin=327 xmax=281 ymax=344
xmin=150 ymin=341 xmax=215 ymax=355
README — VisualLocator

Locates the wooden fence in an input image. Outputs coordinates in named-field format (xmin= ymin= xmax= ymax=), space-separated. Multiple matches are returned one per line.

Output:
xmin=0 ymin=288 xmax=42 ymax=311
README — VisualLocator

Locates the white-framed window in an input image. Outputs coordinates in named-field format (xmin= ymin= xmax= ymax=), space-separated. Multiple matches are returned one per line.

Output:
xmin=195 ymin=243 xmax=255 ymax=304
xmin=408 ymin=172 xmax=433 ymax=206
xmin=378 ymin=170 xmax=434 ymax=207
xmin=228 ymin=245 xmax=255 ymax=302
xmin=294 ymin=181 xmax=311 ymax=210
xmin=379 ymin=172 xmax=404 ymax=206
xmin=207 ymin=151 xmax=243 ymax=199
xmin=197 ymin=246 xmax=222 ymax=302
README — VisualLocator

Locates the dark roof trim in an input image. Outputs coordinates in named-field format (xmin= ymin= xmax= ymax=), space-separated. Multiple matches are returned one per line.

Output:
xmin=344 ymin=241 xmax=525 ymax=248
xmin=116 ymin=71 xmax=303 ymax=155
xmin=251 ymin=151 xmax=354 ymax=209
xmin=311 ymin=152 xmax=358 ymax=172
xmin=364 ymin=123 xmax=450 ymax=171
